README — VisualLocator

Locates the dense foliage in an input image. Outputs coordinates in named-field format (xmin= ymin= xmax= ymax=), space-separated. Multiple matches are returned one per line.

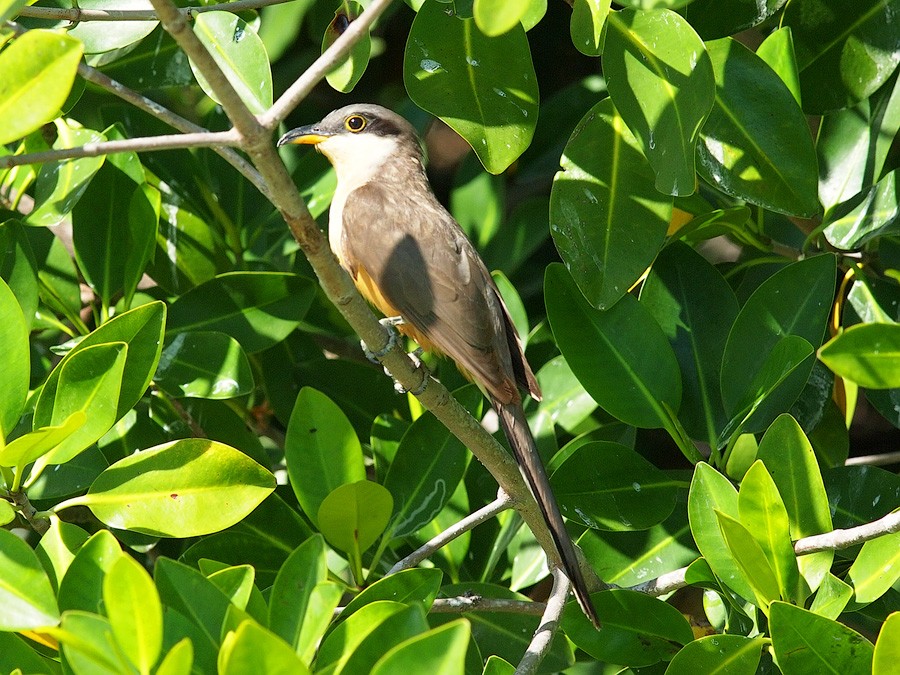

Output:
xmin=1 ymin=0 xmax=899 ymax=672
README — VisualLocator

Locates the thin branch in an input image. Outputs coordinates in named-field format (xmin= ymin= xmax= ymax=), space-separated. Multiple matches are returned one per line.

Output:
xmin=846 ymin=450 xmax=900 ymax=467
xmin=631 ymin=509 xmax=900 ymax=597
xmin=389 ymin=493 xmax=512 ymax=575
xmin=260 ymin=0 xmax=395 ymax=129
xmin=430 ymin=596 xmax=545 ymax=615
xmin=0 ymin=131 xmax=236 ymax=169
xmin=516 ymin=569 xmax=570 ymax=675
xmin=17 ymin=0 xmax=292 ymax=21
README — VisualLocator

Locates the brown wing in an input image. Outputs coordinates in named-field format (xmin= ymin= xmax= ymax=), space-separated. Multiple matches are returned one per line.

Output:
xmin=340 ymin=180 xmax=537 ymax=404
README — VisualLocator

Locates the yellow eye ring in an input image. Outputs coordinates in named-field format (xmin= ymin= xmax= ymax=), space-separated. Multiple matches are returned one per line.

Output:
xmin=345 ymin=115 xmax=367 ymax=132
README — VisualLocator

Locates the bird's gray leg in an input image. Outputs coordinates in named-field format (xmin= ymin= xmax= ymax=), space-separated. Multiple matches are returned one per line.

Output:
xmin=360 ymin=317 xmax=428 ymax=395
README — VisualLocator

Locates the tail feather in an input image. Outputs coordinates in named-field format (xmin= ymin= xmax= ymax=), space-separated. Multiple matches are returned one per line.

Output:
xmin=494 ymin=399 xmax=601 ymax=629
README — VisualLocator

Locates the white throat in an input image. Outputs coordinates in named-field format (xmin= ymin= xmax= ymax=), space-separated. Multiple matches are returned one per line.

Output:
xmin=319 ymin=133 xmax=402 ymax=262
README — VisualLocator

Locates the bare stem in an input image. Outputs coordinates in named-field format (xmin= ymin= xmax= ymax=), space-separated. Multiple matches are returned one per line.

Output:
xmin=17 ymin=0 xmax=292 ymax=21
xmin=516 ymin=569 xmax=570 ymax=675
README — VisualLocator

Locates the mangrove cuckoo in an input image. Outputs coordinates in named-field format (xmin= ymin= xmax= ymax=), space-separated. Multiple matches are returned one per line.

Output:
xmin=278 ymin=104 xmax=599 ymax=627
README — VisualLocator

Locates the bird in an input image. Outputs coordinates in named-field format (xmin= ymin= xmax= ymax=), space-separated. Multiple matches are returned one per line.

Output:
xmin=278 ymin=103 xmax=600 ymax=628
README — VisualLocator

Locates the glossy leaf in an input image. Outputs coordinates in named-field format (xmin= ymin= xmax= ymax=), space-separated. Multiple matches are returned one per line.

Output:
xmin=35 ymin=301 xmax=166 ymax=420
xmin=770 ymin=601 xmax=874 ymax=673
xmin=155 ymin=331 xmax=254 ymax=399
xmin=874 ymin=613 xmax=900 ymax=674
xmin=58 ymin=610 xmax=125 ymax=674
xmin=604 ymin=8 xmax=715 ymax=195
xmin=688 ymin=463 xmax=755 ymax=602
xmin=0 ymin=411 xmax=86 ymax=469
xmin=820 ymin=323 xmax=900 ymax=388
xmin=34 ymin=519 xmax=90 ymax=593
xmin=98 ymin=28 xmax=194 ymax=90
xmin=473 ymin=0 xmax=530 ymax=36
xmin=340 ymin=568 xmax=443 ymax=620
xmin=847 ymin=523 xmax=900 ymax=604
xmin=552 ymin=441 xmax=677 ymax=530
xmin=757 ymin=415 xmax=834 ymax=592
xmin=737 ymin=461 xmax=803 ymax=603
xmin=57 ymin=529 xmax=122 ymax=613
xmin=0 ymin=528 xmax=60 ymax=630
xmin=69 ymin=438 xmax=275 ymax=536
xmin=720 ymin=255 xmax=836 ymax=433
xmin=716 ymin=511 xmax=780 ymax=611
xmin=167 ymin=272 xmax=314 ymax=353
xmin=824 ymin=465 xmax=900 ymax=530
xmin=641 ymin=241 xmax=739 ymax=445
xmin=562 ymin=589 xmax=692 ymax=666
xmin=781 ymin=0 xmax=900 ymax=114
xmin=67 ymin=0 xmax=158 ymax=53
xmin=0 ymin=220 xmax=39 ymax=328
xmin=570 ymin=0 xmax=610 ymax=56
xmin=698 ymin=38 xmax=820 ymax=217
xmin=756 ymin=26 xmax=802 ymax=105
xmin=810 ymin=572 xmax=853 ymax=619
xmin=535 ymin=355 xmax=597 ymax=433
xmin=549 ymin=100 xmax=672 ymax=310
xmin=404 ymin=1 xmax=539 ymax=174
xmin=219 ymin=621 xmax=310 ymax=675
xmin=103 ymin=555 xmax=163 ymax=675
xmin=31 ymin=342 xmax=127 ymax=467
xmin=679 ymin=0 xmax=786 ymax=39
xmin=371 ymin=620 xmax=470 ymax=675
xmin=666 ymin=634 xmax=764 ymax=675
xmin=285 ymin=387 xmax=365 ymax=527
xmin=545 ymin=263 xmax=681 ymax=428
xmin=0 ymin=275 xmax=28 ymax=438
xmin=268 ymin=535 xmax=328 ymax=653
xmin=0 ymin=30 xmax=83 ymax=145
xmin=191 ymin=12 xmax=273 ymax=115
xmin=148 ymin=203 xmax=225 ymax=294
xmin=323 ymin=3 xmax=371 ymax=92
xmin=318 ymin=480 xmax=393 ymax=554
xmin=823 ymin=169 xmax=900 ymax=250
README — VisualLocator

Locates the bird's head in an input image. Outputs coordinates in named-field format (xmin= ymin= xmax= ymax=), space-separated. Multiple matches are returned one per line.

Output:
xmin=277 ymin=104 xmax=423 ymax=177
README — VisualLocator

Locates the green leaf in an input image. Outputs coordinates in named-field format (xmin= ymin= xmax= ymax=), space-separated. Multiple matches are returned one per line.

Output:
xmin=570 ymin=0 xmax=610 ymax=56
xmin=820 ymin=323 xmax=900 ymax=388
xmin=318 ymin=480 xmax=393 ymax=554
xmin=0 ymin=219 xmax=39 ymax=331
xmin=0 ymin=633 xmax=56 ymax=675
xmin=26 ymin=121 xmax=107 ymax=227
xmin=825 ymin=465 xmax=900 ymax=530
xmin=545 ymin=263 xmax=681 ymax=428
xmin=781 ymin=0 xmax=900 ymax=114
xmin=562 ymin=589 xmax=693 ymax=667
xmin=847 ymin=520 xmax=900 ymax=604
xmin=552 ymin=441 xmax=677 ymax=530
xmin=154 ymin=558 xmax=233 ymax=652
xmin=204 ymin=564 xmax=256 ymax=612
xmin=285 ymin=387 xmax=366 ymax=527
xmin=716 ymin=511 xmax=780 ymax=611
xmin=155 ymin=331 xmax=254 ymax=399
xmin=155 ymin=638 xmax=194 ymax=675
xmin=0 ymin=0 xmax=28 ymax=21
xmin=604 ymin=9 xmax=715 ymax=195
xmin=341 ymin=568 xmax=442 ymax=621
xmin=103 ymin=555 xmax=162 ymax=675
xmin=383 ymin=387 xmax=479 ymax=538
xmin=323 ymin=3 xmax=371 ymax=92
xmin=451 ymin=156 xmax=505 ymax=249
xmin=34 ymin=518 xmax=90 ymax=593
xmin=757 ymin=415 xmax=834 ymax=592
xmin=58 ymin=610 xmax=127 ymax=674
xmin=268 ymin=535 xmax=329 ymax=655
xmin=756 ymin=26 xmax=802 ymax=105
xmin=810 ymin=572 xmax=853 ymax=619
xmin=769 ymin=601 xmax=874 ymax=674
xmin=35 ymin=301 xmax=166 ymax=420
xmin=67 ymin=0 xmax=158 ymax=52
xmin=0 ymin=30 xmax=84 ymax=145
xmin=679 ymin=0 xmax=786 ymax=39
xmin=666 ymin=634 xmax=764 ymax=675
xmin=148 ymin=202 xmax=225 ymax=294
xmin=688 ymin=463 xmax=755 ymax=602
xmin=371 ymin=620 xmax=470 ymax=675
xmin=0 ymin=528 xmax=60 ymax=630
xmin=219 ymin=620 xmax=310 ymax=675
xmin=738 ymin=461 xmax=804 ymax=603
xmin=0 ymin=500 xmax=13 ymax=526
xmin=98 ymin=28 xmax=194 ymax=90
xmin=0 ymin=275 xmax=29 ymax=438
xmin=874 ymin=612 xmax=900 ymax=674
xmin=404 ymin=1 xmax=539 ymax=174
xmin=474 ymin=0 xmax=530 ymax=36
xmin=167 ymin=272 xmax=314 ymax=353
xmin=698 ymin=38 xmax=820 ymax=217
xmin=549 ymin=100 xmax=672 ymax=310
xmin=191 ymin=12 xmax=273 ymax=115
xmin=69 ymin=438 xmax=275 ymax=537
xmin=57 ymin=529 xmax=123 ymax=613
xmin=823 ymin=169 xmax=900 ymax=250
xmin=535 ymin=356 xmax=597 ymax=433
xmin=641 ymin=241 xmax=739 ymax=445
xmin=31 ymin=342 xmax=127 ymax=468
xmin=0 ymin=411 xmax=86 ymax=469
xmin=720 ymin=255 xmax=836 ymax=433
xmin=317 ymin=602 xmax=430 ymax=675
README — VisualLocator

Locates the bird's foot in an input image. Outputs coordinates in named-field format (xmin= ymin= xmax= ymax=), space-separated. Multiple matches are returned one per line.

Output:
xmin=393 ymin=348 xmax=428 ymax=395
xmin=360 ymin=316 xmax=404 ymax=363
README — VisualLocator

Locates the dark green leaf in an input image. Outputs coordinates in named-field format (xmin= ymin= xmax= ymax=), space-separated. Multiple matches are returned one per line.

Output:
xmin=340 ymin=568 xmax=443 ymax=620
xmin=0 ymin=275 xmax=28 ymax=438
xmin=823 ymin=169 xmax=900 ymax=250
xmin=323 ymin=3 xmax=371 ymax=92
xmin=824 ymin=465 xmax=900 ymax=530
xmin=0 ymin=219 xmax=40 ymax=330
xmin=155 ymin=331 xmax=254 ymax=399
xmin=569 ymin=0 xmax=610 ymax=56
xmin=679 ymin=0 xmax=786 ymax=39
xmin=268 ymin=535 xmax=329 ymax=652
xmin=666 ymin=634 xmax=764 ymax=674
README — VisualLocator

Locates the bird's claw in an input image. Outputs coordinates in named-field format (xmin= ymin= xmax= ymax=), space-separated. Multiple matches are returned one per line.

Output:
xmin=393 ymin=348 xmax=428 ymax=395
xmin=360 ymin=316 xmax=404 ymax=363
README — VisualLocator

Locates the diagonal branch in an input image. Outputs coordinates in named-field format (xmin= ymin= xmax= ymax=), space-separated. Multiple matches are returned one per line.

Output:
xmin=17 ymin=0 xmax=291 ymax=21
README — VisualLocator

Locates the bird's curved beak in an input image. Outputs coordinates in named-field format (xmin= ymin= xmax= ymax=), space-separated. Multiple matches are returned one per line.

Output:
xmin=277 ymin=125 xmax=331 ymax=147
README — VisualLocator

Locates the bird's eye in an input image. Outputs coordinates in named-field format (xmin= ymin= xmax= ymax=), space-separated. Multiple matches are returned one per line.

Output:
xmin=345 ymin=115 xmax=367 ymax=132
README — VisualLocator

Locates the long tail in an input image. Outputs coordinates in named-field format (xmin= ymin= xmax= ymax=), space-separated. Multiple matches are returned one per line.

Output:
xmin=494 ymin=399 xmax=601 ymax=629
